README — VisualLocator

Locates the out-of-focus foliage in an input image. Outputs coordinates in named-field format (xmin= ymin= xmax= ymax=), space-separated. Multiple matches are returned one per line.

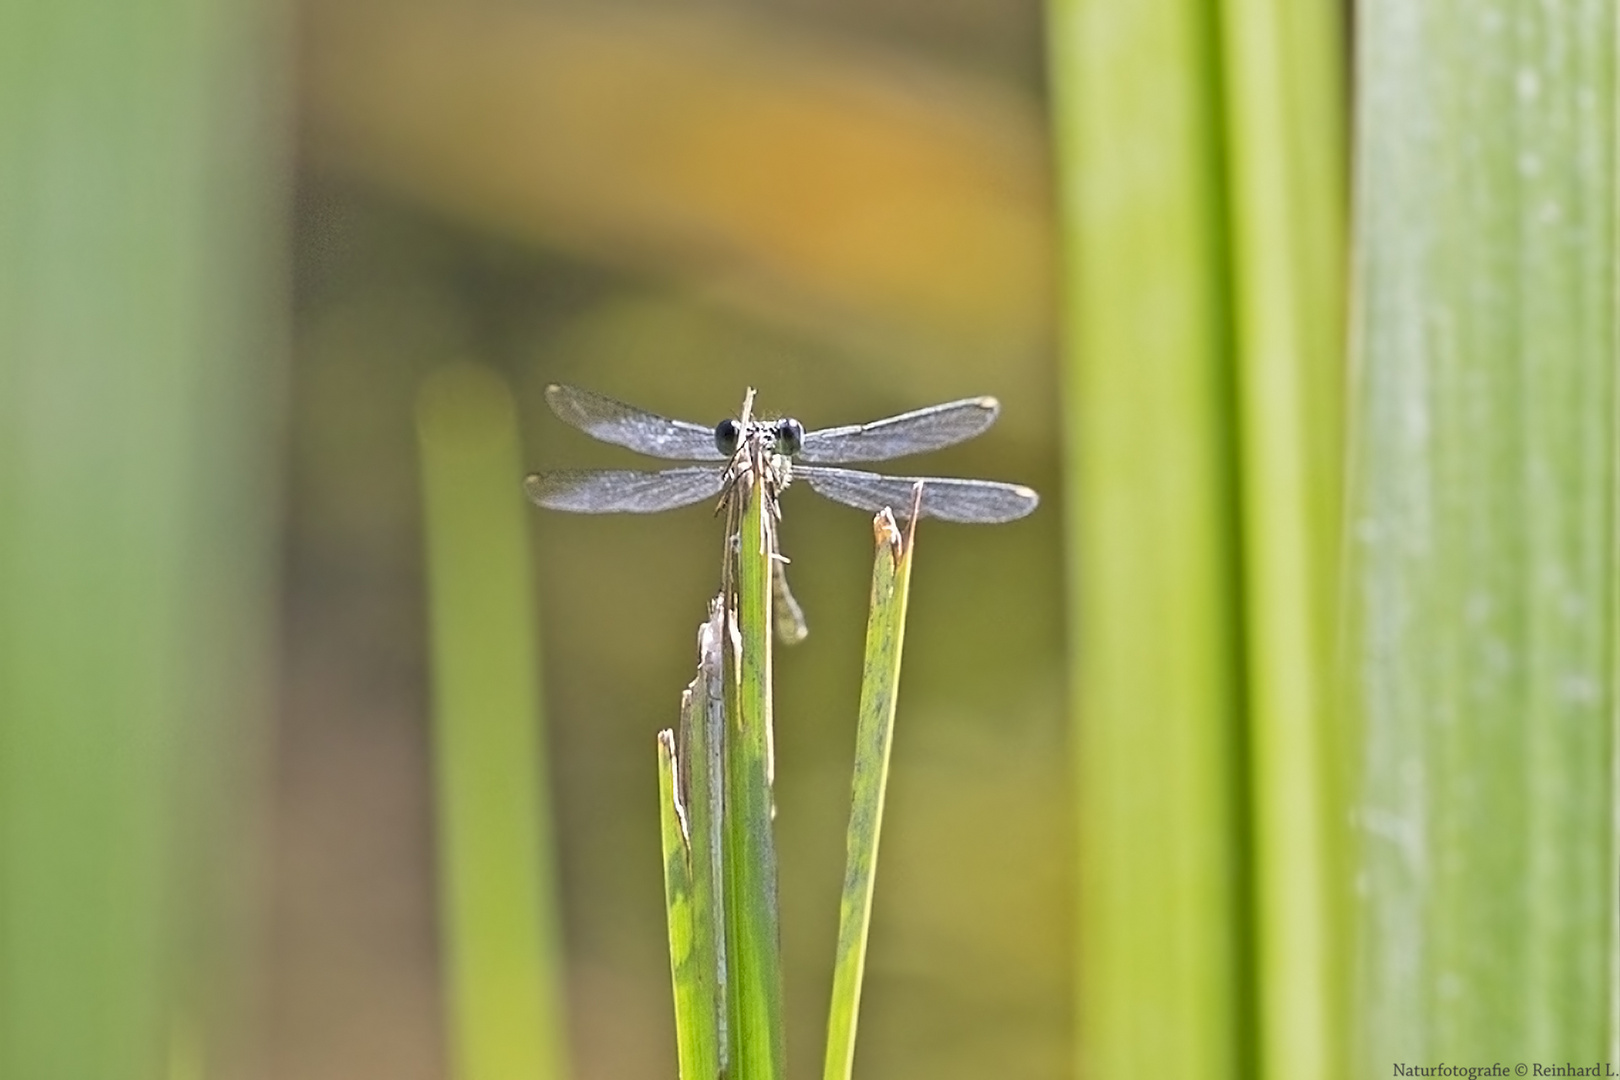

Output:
xmin=1052 ymin=0 xmax=1618 ymax=1078
xmin=1218 ymin=1 xmax=1347 ymax=1077
xmin=418 ymin=366 xmax=567 ymax=1080
xmin=0 ymin=0 xmax=286 ymax=1077
xmin=1049 ymin=0 xmax=1349 ymax=1071
xmin=1047 ymin=0 xmax=1254 ymax=1075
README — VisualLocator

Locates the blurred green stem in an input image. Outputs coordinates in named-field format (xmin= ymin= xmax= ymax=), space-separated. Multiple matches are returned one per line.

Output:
xmin=417 ymin=363 xmax=567 ymax=1080
xmin=1217 ymin=2 xmax=1346 ymax=1078
xmin=1047 ymin=1 xmax=1245 ymax=1077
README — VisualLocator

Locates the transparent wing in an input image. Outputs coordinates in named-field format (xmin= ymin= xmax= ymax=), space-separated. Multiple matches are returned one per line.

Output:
xmin=795 ymin=396 xmax=1000 ymax=463
xmin=523 ymin=467 xmax=725 ymax=513
xmin=796 ymin=466 xmax=1038 ymax=523
xmin=545 ymin=384 xmax=727 ymax=461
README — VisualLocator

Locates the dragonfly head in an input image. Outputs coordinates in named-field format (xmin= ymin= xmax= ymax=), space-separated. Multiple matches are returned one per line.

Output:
xmin=714 ymin=415 xmax=805 ymax=458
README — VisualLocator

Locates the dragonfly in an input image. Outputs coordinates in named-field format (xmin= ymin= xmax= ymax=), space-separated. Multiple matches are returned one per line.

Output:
xmin=524 ymin=383 xmax=1038 ymax=640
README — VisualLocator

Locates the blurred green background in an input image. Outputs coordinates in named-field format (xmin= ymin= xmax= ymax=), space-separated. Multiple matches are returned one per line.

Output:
xmin=6 ymin=0 xmax=1617 ymax=1078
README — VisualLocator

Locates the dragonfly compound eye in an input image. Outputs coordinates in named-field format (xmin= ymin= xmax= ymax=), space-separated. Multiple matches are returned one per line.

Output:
xmin=774 ymin=418 xmax=805 ymax=456
xmin=714 ymin=418 xmax=741 ymax=456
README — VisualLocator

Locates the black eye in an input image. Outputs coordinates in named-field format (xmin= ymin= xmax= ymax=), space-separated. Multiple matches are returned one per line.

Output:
xmin=774 ymin=418 xmax=804 ymax=456
xmin=714 ymin=418 xmax=741 ymax=455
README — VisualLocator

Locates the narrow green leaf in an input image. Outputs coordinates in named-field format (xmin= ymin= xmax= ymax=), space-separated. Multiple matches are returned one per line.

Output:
xmin=417 ymin=363 xmax=567 ymax=1080
xmin=691 ymin=601 xmax=731 ymax=1077
xmin=723 ymin=471 xmax=787 ymax=1080
xmin=1046 ymin=2 xmax=1246 ymax=1077
xmin=658 ymin=731 xmax=696 ymax=1057
xmin=1349 ymin=2 xmax=1617 ymax=1068
xmin=659 ymin=727 xmax=720 ymax=1080
xmin=823 ymin=509 xmax=914 ymax=1080
xmin=1216 ymin=2 xmax=1347 ymax=1077
xmin=661 ymin=601 xmax=728 ymax=1080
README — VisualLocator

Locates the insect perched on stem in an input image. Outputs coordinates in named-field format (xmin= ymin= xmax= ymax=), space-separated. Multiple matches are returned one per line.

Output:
xmin=524 ymin=384 xmax=1038 ymax=641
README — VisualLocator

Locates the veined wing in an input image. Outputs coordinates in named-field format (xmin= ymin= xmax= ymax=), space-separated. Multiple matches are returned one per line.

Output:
xmin=545 ymin=384 xmax=727 ymax=461
xmin=523 ymin=467 xmax=725 ymax=513
xmin=795 ymin=396 xmax=1000 ymax=464
xmin=796 ymin=466 xmax=1038 ymax=524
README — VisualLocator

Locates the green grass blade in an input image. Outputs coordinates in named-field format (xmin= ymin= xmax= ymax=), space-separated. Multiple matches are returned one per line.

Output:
xmin=1349 ymin=2 xmax=1617 ymax=1067
xmin=723 ymin=472 xmax=786 ymax=1080
xmin=417 ymin=364 xmax=567 ymax=1080
xmin=659 ymin=727 xmax=721 ymax=1080
xmin=1215 ymin=2 xmax=1347 ymax=1077
xmin=660 ymin=601 xmax=728 ymax=1080
xmin=0 ymin=0 xmax=285 ymax=1072
xmin=1046 ymin=2 xmax=1245 ymax=1077
xmin=822 ymin=510 xmax=914 ymax=1080
xmin=690 ymin=601 xmax=730 ymax=1077
xmin=657 ymin=731 xmax=695 ymax=1043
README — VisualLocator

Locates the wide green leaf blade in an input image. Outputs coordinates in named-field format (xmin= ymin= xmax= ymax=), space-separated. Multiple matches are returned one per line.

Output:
xmin=1348 ymin=1 xmax=1616 ymax=1067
